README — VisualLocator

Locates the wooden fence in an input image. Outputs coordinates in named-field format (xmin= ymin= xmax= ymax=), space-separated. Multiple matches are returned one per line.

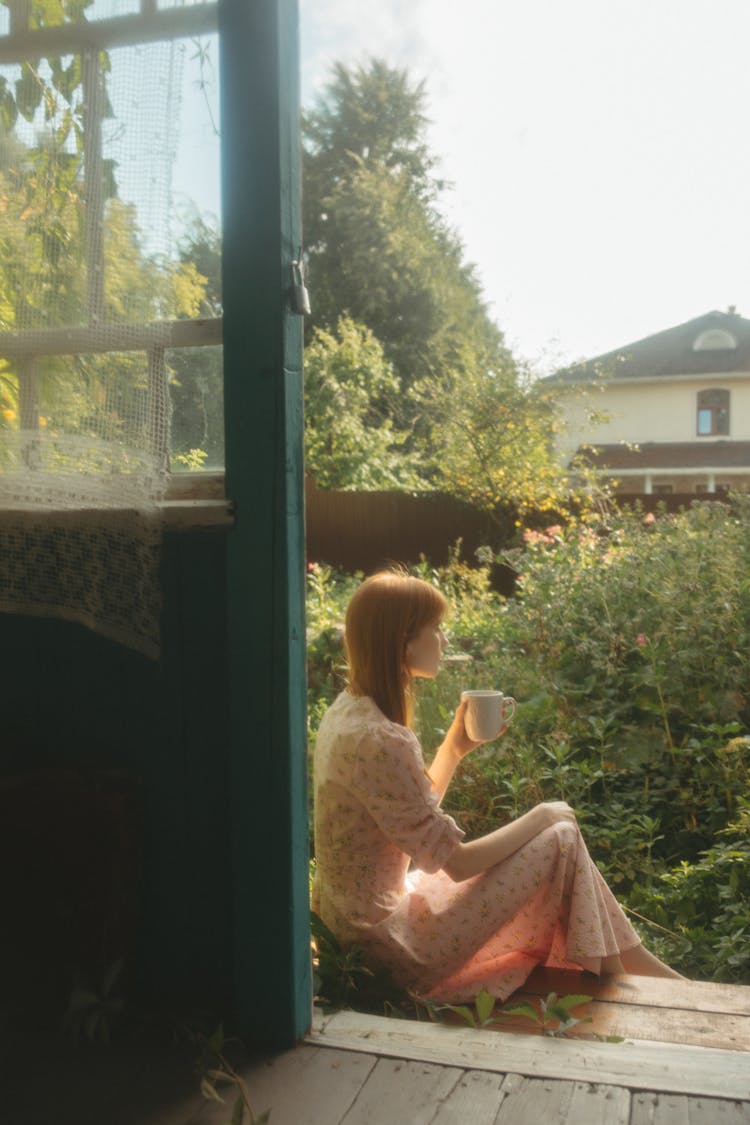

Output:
xmin=305 ymin=479 xmax=731 ymax=584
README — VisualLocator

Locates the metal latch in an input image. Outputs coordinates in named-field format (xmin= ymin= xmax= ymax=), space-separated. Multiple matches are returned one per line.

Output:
xmin=291 ymin=259 xmax=311 ymax=316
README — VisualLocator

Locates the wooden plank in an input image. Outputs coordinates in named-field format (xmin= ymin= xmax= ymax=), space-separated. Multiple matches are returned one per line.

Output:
xmin=631 ymin=1091 xmax=748 ymax=1125
xmin=0 ymin=317 xmax=222 ymax=358
xmin=493 ymin=1074 xmax=630 ymax=1124
xmin=340 ymin=1057 xmax=463 ymax=1125
xmin=0 ymin=3 xmax=218 ymax=60
xmin=567 ymin=1080 xmax=631 ymax=1124
xmin=493 ymin=997 xmax=750 ymax=1051
xmin=492 ymin=1072 xmax=574 ymax=1122
xmin=208 ymin=1045 xmax=377 ymax=1125
xmin=630 ymin=1091 xmax=690 ymax=1124
xmin=682 ymin=1099 xmax=750 ymax=1123
xmin=309 ymin=1010 xmax=750 ymax=1100
xmin=429 ymin=1069 xmax=508 ymax=1125
xmin=522 ymin=968 xmax=750 ymax=1017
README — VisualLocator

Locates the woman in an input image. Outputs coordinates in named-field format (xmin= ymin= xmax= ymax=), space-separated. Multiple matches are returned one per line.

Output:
xmin=311 ymin=570 xmax=681 ymax=1002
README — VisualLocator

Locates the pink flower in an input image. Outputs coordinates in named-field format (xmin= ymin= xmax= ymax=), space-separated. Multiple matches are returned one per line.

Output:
xmin=545 ymin=524 xmax=563 ymax=538
xmin=643 ymin=512 xmax=656 ymax=526
xmin=636 ymin=633 xmax=649 ymax=648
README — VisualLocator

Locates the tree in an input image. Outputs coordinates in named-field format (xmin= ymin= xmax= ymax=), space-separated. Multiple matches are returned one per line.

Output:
xmin=304 ymin=315 xmax=424 ymax=490
xmin=301 ymin=58 xmax=592 ymax=519
xmin=423 ymin=362 xmax=589 ymax=525
xmin=168 ymin=215 xmax=224 ymax=468
xmin=302 ymin=59 xmax=509 ymax=407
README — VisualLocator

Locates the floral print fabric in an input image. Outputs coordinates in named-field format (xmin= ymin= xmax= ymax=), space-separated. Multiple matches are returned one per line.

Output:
xmin=312 ymin=691 xmax=640 ymax=1002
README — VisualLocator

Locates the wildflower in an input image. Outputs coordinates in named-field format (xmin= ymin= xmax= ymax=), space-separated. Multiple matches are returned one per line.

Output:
xmin=2 ymin=407 xmax=15 ymax=422
xmin=307 ymin=561 xmax=320 ymax=574
xmin=643 ymin=512 xmax=656 ymax=526
xmin=545 ymin=524 xmax=563 ymax=538
xmin=636 ymin=633 xmax=649 ymax=648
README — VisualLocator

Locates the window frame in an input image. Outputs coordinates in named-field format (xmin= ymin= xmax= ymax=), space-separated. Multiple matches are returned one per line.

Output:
xmin=696 ymin=388 xmax=730 ymax=437
xmin=0 ymin=2 xmax=225 ymax=514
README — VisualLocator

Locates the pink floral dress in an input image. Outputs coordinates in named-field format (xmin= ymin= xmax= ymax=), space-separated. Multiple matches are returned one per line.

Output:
xmin=311 ymin=692 xmax=640 ymax=1003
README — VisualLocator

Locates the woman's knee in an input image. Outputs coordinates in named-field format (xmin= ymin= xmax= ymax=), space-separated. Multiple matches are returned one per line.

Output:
xmin=543 ymin=819 xmax=580 ymax=854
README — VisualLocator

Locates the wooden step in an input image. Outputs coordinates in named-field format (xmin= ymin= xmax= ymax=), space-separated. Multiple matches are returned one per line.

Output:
xmin=499 ymin=969 xmax=750 ymax=1051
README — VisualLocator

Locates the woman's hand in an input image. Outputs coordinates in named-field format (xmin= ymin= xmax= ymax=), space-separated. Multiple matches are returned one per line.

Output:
xmin=444 ymin=799 xmax=579 ymax=882
xmin=444 ymin=699 xmax=510 ymax=759
xmin=443 ymin=699 xmax=482 ymax=759
xmin=533 ymin=801 xmax=577 ymax=829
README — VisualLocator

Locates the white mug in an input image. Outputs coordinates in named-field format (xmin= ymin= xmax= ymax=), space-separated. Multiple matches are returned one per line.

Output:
xmin=461 ymin=689 xmax=517 ymax=741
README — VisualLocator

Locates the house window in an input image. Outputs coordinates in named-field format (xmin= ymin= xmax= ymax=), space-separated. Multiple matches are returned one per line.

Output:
xmin=697 ymin=389 xmax=730 ymax=436
xmin=652 ymin=484 xmax=674 ymax=495
xmin=693 ymin=329 xmax=737 ymax=351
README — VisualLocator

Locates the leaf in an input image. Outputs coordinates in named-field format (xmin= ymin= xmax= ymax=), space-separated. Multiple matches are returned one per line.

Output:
xmin=229 ymin=1093 xmax=245 ymax=1125
xmin=206 ymin=1022 xmax=226 ymax=1056
xmin=546 ymin=995 xmax=592 ymax=1023
xmin=440 ymin=1004 xmax=476 ymax=1028
xmin=15 ymin=62 xmax=42 ymax=122
xmin=502 ymin=1002 xmax=541 ymax=1024
xmin=200 ymin=1077 xmax=225 ymax=1104
xmin=475 ymin=988 xmax=495 ymax=1025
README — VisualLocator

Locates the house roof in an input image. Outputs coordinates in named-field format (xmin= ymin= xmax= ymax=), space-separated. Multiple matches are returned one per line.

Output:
xmin=575 ymin=441 xmax=750 ymax=471
xmin=550 ymin=310 xmax=750 ymax=383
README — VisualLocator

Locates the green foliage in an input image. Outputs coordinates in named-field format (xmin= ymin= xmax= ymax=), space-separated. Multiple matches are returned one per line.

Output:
xmin=422 ymin=364 xmax=606 ymax=523
xmin=302 ymin=59 xmax=510 ymax=436
xmin=301 ymin=57 xmax=603 ymax=516
xmin=62 ymin=958 xmax=125 ymax=1045
xmin=501 ymin=992 xmax=594 ymax=1036
xmin=169 ymin=215 xmax=225 ymax=469
xmin=304 ymin=316 xmax=424 ymax=489
xmin=0 ymin=38 xmax=215 ymax=466
xmin=310 ymin=911 xmax=413 ymax=1017
xmin=306 ymin=500 xmax=750 ymax=983
xmin=192 ymin=1022 xmax=271 ymax=1124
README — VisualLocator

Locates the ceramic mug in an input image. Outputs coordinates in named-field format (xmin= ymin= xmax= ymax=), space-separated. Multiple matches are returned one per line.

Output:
xmin=461 ymin=689 xmax=517 ymax=741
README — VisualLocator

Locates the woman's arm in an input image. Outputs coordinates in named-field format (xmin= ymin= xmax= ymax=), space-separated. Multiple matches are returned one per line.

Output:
xmin=427 ymin=700 xmax=485 ymax=801
xmin=442 ymin=801 xmax=577 ymax=882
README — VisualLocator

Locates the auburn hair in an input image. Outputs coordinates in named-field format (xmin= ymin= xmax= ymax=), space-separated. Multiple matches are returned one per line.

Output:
xmin=344 ymin=570 xmax=448 ymax=727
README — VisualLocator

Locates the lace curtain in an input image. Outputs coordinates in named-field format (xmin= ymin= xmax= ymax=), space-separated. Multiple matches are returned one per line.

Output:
xmin=0 ymin=2 xmax=218 ymax=657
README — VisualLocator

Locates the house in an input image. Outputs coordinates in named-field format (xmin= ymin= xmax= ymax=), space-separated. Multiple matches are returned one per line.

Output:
xmin=547 ymin=309 xmax=750 ymax=495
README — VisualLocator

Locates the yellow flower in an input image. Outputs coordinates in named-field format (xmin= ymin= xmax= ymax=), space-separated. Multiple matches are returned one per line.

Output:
xmin=38 ymin=416 xmax=47 ymax=427
xmin=2 ymin=407 xmax=15 ymax=422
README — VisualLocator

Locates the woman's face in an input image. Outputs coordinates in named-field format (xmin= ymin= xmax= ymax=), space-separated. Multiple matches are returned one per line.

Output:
xmin=405 ymin=620 xmax=446 ymax=680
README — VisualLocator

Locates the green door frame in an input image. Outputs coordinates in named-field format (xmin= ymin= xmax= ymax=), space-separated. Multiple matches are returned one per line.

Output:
xmin=220 ymin=0 xmax=311 ymax=1047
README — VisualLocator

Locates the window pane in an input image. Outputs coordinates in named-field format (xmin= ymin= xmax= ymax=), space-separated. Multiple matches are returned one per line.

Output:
xmin=168 ymin=344 xmax=224 ymax=471
xmin=697 ymin=408 xmax=713 ymax=435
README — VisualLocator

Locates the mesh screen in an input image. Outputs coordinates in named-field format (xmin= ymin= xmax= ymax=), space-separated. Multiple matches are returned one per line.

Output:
xmin=0 ymin=5 xmax=219 ymax=657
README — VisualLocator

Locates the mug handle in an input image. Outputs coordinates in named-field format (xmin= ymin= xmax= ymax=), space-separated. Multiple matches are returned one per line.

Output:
xmin=501 ymin=697 xmax=517 ymax=725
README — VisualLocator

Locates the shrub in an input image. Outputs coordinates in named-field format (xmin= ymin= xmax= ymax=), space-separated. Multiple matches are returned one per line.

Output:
xmin=306 ymin=498 xmax=750 ymax=982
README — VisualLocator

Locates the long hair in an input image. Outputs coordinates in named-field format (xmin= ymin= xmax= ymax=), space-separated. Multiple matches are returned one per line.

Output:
xmin=344 ymin=570 xmax=448 ymax=727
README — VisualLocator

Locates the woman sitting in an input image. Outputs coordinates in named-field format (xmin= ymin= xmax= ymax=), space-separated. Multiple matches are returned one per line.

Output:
xmin=311 ymin=569 xmax=681 ymax=1002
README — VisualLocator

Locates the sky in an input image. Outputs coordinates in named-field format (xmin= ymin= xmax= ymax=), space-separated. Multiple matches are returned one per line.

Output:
xmin=299 ymin=0 xmax=750 ymax=374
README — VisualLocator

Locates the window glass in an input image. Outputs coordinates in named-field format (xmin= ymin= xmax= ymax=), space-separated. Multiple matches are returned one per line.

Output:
xmin=697 ymin=409 xmax=713 ymax=435
xmin=697 ymin=389 xmax=730 ymax=436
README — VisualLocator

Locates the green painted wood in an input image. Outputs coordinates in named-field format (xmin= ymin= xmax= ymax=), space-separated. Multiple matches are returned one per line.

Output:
xmin=0 ymin=532 xmax=235 ymax=1016
xmin=220 ymin=0 xmax=310 ymax=1047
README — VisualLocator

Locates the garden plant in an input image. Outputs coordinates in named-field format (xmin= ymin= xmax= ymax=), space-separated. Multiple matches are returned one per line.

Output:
xmin=306 ymin=497 xmax=750 ymax=996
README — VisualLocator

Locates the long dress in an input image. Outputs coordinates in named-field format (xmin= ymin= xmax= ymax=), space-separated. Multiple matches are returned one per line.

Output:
xmin=311 ymin=691 xmax=640 ymax=1003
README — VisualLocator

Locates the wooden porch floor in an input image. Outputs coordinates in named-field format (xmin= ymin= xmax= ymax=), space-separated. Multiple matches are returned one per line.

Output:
xmin=6 ymin=973 xmax=750 ymax=1123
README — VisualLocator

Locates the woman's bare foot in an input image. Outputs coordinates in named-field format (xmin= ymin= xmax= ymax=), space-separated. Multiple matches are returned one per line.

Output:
xmin=606 ymin=944 xmax=685 ymax=979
